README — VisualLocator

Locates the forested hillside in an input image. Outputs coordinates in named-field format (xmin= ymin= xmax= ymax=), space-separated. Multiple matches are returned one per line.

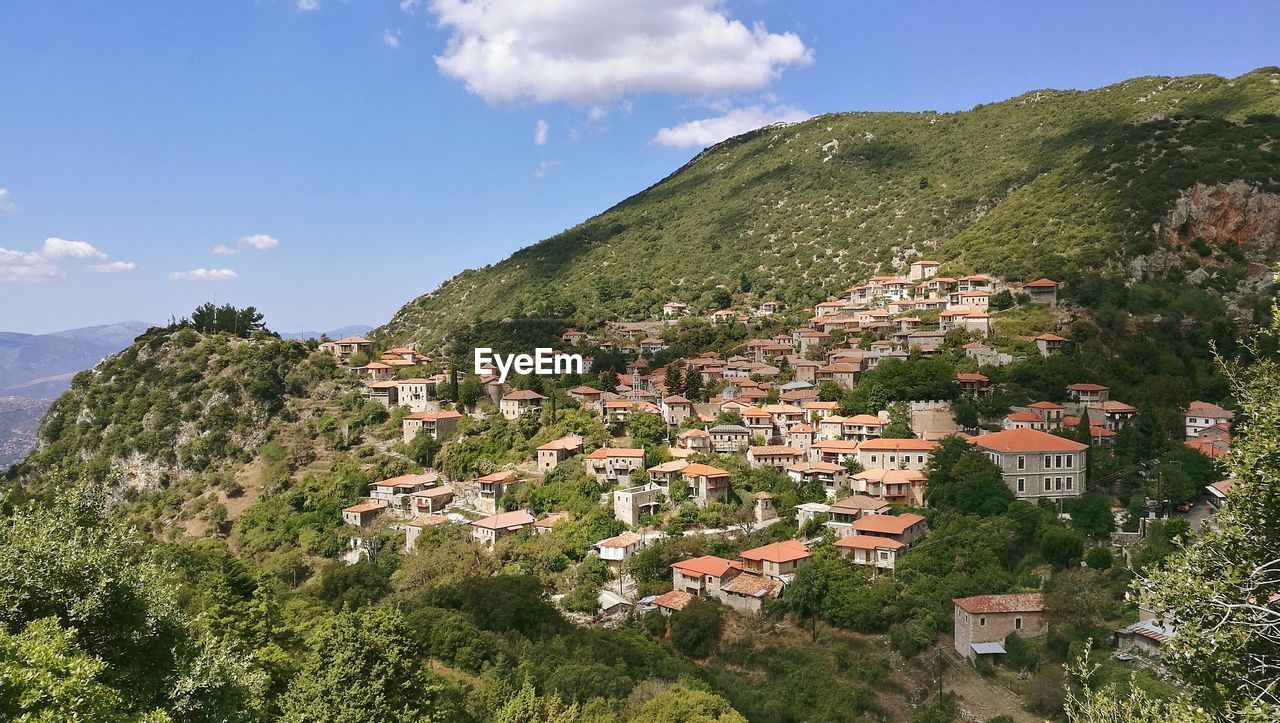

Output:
xmin=382 ymin=68 xmax=1280 ymax=350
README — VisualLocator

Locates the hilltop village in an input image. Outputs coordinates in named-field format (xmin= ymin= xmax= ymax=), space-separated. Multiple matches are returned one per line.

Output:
xmin=331 ymin=261 xmax=1233 ymax=670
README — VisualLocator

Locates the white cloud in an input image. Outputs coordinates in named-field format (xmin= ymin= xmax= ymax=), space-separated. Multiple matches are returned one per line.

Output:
xmin=0 ymin=247 xmax=62 ymax=282
xmin=383 ymin=29 xmax=402 ymax=49
xmin=168 ymin=268 xmax=238 ymax=282
xmin=401 ymin=0 xmax=423 ymax=12
xmin=534 ymin=119 xmax=548 ymax=145
xmin=0 ymin=237 xmax=131 ymax=282
xmin=533 ymin=160 xmax=562 ymax=178
xmin=652 ymin=104 xmax=810 ymax=148
xmin=213 ymin=233 xmax=279 ymax=255
xmin=295 ymin=0 xmax=320 ymax=11
xmin=429 ymin=0 xmax=813 ymax=105
xmin=88 ymin=261 xmax=137 ymax=273
xmin=40 ymin=237 xmax=108 ymax=261
xmin=0 ymin=188 xmax=16 ymax=213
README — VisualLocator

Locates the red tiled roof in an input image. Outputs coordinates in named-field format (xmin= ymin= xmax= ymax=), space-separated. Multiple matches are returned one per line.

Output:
xmin=1023 ymin=278 xmax=1058 ymax=288
xmin=672 ymin=555 xmax=736 ymax=578
xmin=407 ymin=410 xmax=463 ymax=421
xmin=830 ymin=494 xmax=890 ymax=512
xmin=653 ymin=589 xmax=695 ymax=612
xmin=1066 ymin=383 xmax=1109 ymax=392
xmin=740 ymin=539 xmax=810 ymax=564
xmin=853 ymin=513 xmax=925 ymax=534
xmin=1035 ymin=333 xmax=1068 ymax=342
xmin=971 ymin=428 xmax=1088 ymax=453
xmin=471 ymin=509 xmax=536 ymax=530
xmin=503 ymin=389 xmax=548 ymax=401
xmin=858 ymin=438 xmax=940 ymax=452
xmin=953 ymin=593 xmax=1045 ymax=614
xmin=835 ymin=535 xmax=905 ymax=551
xmin=682 ymin=463 xmax=731 ymax=478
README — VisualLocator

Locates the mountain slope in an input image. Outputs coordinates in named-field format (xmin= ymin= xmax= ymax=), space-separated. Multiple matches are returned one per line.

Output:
xmin=382 ymin=68 xmax=1280 ymax=349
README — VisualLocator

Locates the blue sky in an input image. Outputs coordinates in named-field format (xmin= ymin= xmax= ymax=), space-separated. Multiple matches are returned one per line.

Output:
xmin=1 ymin=0 xmax=1276 ymax=334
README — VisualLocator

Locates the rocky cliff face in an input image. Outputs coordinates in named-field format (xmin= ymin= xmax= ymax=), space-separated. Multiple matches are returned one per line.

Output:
xmin=1162 ymin=180 xmax=1280 ymax=255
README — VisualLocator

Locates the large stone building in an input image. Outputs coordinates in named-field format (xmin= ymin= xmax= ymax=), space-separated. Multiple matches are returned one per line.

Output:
xmin=970 ymin=428 xmax=1088 ymax=500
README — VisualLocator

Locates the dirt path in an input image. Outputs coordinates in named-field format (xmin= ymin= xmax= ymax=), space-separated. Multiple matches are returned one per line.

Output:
xmin=943 ymin=651 xmax=1039 ymax=722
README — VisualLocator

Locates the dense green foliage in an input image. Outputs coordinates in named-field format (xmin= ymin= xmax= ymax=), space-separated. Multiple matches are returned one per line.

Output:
xmin=16 ymin=327 xmax=347 ymax=484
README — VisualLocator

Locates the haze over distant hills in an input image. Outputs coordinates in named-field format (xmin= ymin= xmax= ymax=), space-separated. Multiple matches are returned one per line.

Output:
xmin=0 ymin=319 xmax=154 ymax=468
xmin=279 ymin=324 xmax=375 ymax=341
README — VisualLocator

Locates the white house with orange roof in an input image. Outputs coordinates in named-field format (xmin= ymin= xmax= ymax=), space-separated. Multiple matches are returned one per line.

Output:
xmin=470 ymin=509 xmax=536 ymax=546
xmin=671 ymin=555 xmax=738 ymax=597
xmin=857 ymin=438 xmax=940 ymax=471
xmin=1066 ymin=383 xmax=1110 ymax=406
xmin=319 ymin=335 xmax=374 ymax=359
xmin=909 ymin=260 xmax=940 ymax=281
xmin=787 ymin=422 xmax=816 ymax=452
xmin=739 ymin=539 xmax=811 ymax=582
xmin=474 ymin=470 xmax=522 ymax=513
xmin=746 ymin=445 xmax=804 ymax=470
xmin=852 ymin=512 xmax=927 ymax=547
xmin=500 ymin=389 xmax=547 ymax=420
xmin=1184 ymin=401 xmax=1235 ymax=440
xmin=584 ymin=447 xmax=645 ymax=485
xmin=401 ymin=409 xmax=462 ymax=444
xmin=682 ymin=463 xmax=732 ymax=505
xmin=537 ymin=435 xmax=583 ymax=471
xmin=786 ymin=460 xmax=848 ymax=496
xmin=825 ymin=494 xmax=891 ymax=537
xmin=1035 ymin=333 xmax=1068 ymax=357
xmin=809 ymin=439 xmax=861 ymax=465
xmin=970 ymin=428 xmax=1088 ymax=500
xmin=854 ymin=468 xmax=927 ymax=506
xmin=835 ymin=535 xmax=906 ymax=571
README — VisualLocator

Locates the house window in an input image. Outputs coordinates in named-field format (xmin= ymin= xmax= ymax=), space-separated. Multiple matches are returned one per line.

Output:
xmin=1017 ymin=455 xmax=1025 ymax=470
xmin=1066 ymin=476 xmax=1073 ymax=490
xmin=1055 ymin=477 xmax=1063 ymax=490
xmin=1015 ymin=617 xmax=1023 ymax=631
xmin=888 ymin=455 xmax=897 ymax=464
xmin=1066 ymin=455 xmax=1074 ymax=469
xmin=1044 ymin=455 xmax=1052 ymax=468
xmin=1044 ymin=479 xmax=1051 ymax=491
xmin=1055 ymin=454 xmax=1063 ymax=468
xmin=870 ymin=455 xmax=878 ymax=464
xmin=1017 ymin=478 xmax=1025 ymax=493
xmin=917 ymin=455 xmax=925 ymax=464
xmin=979 ymin=616 xmax=987 ymax=627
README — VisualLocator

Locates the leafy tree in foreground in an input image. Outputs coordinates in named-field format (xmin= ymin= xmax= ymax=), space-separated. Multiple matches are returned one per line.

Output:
xmin=669 ymin=597 xmax=722 ymax=658
xmin=629 ymin=684 xmax=746 ymax=723
xmin=280 ymin=605 xmax=460 ymax=722
xmin=1071 ymin=309 xmax=1280 ymax=721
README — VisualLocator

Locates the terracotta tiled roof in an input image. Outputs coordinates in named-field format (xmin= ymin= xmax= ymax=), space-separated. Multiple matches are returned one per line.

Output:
xmin=830 ymin=494 xmax=890 ymax=512
xmin=671 ymin=555 xmax=736 ymax=578
xmin=953 ymin=593 xmax=1045 ymax=614
xmin=853 ymin=513 xmax=925 ymax=534
xmin=503 ymin=389 xmax=548 ymax=401
xmin=835 ymin=535 xmax=905 ymax=550
xmin=971 ymin=428 xmax=1088 ymax=453
xmin=653 ymin=589 xmax=695 ymax=612
xmin=1066 ymin=383 xmax=1109 ymax=392
xmin=858 ymin=438 xmax=940 ymax=452
xmin=1023 ymin=278 xmax=1059 ymax=288
xmin=720 ymin=573 xmax=783 ymax=598
xmin=748 ymin=445 xmax=804 ymax=457
xmin=471 ymin=509 xmax=536 ymax=530
xmin=682 ymin=463 xmax=731 ymax=478
xmin=739 ymin=539 xmax=810 ymax=564
xmin=585 ymin=447 xmax=645 ymax=459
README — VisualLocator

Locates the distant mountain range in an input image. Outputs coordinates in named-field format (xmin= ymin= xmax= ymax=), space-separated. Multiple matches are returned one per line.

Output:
xmin=0 ymin=320 xmax=154 ymax=468
xmin=279 ymin=324 xmax=374 ymax=340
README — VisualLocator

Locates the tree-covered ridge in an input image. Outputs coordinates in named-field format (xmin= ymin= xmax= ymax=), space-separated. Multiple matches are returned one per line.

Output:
xmin=16 ymin=325 xmax=351 ymax=488
xmin=382 ymin=68 xmax=1280 ymax=350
